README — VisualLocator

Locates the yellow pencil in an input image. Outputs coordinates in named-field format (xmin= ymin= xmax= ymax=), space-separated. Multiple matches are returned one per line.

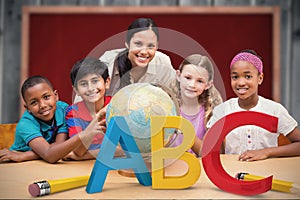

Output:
xmin=28 ymin=175 xmax=89 ymax=197
xmin=236 ymin=172 xmax=300 ymax=193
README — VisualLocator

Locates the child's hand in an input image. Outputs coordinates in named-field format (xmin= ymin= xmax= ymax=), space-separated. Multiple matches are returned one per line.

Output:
xmin=238 ymin=148 xmax=271 ymax=162
xmin=63 ymin=150 xmax=98 ymax=161
xmin=84 ymin=116 xmax=103 ymax=136
xmin=78 ymin=116 xmax=105 ymax=150
xmin=63 ymin=151 xmax=84 ymax=161
xmin=0 ymin=148 xmax=24 ymax=162
xmin=96 ymin=106 xmax=106 ymax=122
xmin=98 ymin=118 xmax=106 ymax=128
xmin=96 ymin=107 xmax=107 ymax=130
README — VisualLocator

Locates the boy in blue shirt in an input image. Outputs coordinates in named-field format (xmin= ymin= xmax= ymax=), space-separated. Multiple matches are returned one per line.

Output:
xmin=0 ymin=75 xmax=102 ymax=163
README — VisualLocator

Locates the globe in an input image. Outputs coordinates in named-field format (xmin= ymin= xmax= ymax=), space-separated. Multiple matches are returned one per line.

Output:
xmin=106 ymin=83 xmax=178 ymax=157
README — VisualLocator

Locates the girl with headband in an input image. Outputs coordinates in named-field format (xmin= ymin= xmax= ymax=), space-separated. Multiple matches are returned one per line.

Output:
xmin=207 ymin=49 xmax=300 ymax=161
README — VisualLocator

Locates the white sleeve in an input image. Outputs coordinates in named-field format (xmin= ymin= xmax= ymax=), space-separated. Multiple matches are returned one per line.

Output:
xmin=277 ymin=104 xmax=298 ymax=136
xmin=99 ymin=49 xmax=123 ymax=77
xmin=206 ymin=104 xmax=226 ymax=129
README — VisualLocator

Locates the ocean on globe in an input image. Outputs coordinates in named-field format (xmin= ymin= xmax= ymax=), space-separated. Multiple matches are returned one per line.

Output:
xmin=106 ymin=83 xmax=178 ymax=156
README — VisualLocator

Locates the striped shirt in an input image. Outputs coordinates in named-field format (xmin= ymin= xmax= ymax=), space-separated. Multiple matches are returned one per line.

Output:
xmin=65 ymin=97 xmax=111 ymax=150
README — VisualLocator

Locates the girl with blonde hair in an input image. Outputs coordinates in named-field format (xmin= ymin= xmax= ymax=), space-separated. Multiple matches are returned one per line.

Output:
xmin=173 ymin=54 xmax=223 ymax=156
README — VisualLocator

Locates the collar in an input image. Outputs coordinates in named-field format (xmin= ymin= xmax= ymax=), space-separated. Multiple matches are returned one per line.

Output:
xmin=73 ymin=97 xmax=111 ymax=121
xmin=40 ymin=101 xmax=65 ymax=132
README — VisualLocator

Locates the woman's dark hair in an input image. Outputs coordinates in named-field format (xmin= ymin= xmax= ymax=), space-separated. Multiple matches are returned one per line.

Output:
xmin=117 ymin=18 xmax=159 ymax=79
xmin=70 ymin=57 xmax=109 ymax=88
xmin=126 ymin=18 xmax=159 ymax=44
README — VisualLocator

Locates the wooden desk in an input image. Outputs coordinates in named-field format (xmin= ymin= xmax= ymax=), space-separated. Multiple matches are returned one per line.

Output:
xmin=0 ymin=155 xmax=299 ymax=199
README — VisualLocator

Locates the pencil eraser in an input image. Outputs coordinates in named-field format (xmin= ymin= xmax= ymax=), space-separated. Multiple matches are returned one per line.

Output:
xmin=28 ymin=183 xmax=40 ymax=197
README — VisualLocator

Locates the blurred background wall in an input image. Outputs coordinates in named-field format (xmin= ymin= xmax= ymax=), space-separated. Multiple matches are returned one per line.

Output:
xmin=0 ymin=0 xmax=299 ymax=124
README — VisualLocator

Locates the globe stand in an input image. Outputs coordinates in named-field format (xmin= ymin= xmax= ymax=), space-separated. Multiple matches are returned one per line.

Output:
xmin=117 ymin=169 xmax=136 ymax=177
xmin=118 ymin=157 xmax=152 ymax=178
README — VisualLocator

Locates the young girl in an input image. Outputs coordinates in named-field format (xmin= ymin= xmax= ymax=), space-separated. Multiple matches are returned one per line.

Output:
xmin=172 ymin=54 xmax=223 ymax=156
xmin=207 ymin=49 xmax=300 ymax=161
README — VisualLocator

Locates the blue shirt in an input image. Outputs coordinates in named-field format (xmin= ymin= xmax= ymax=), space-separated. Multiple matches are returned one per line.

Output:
xmin=10 ymin=101 xmax=69 ymax=152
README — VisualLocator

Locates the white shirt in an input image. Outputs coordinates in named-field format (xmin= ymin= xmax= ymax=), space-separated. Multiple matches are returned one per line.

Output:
xmin=207 ymin=96 xmax=298 ymax=154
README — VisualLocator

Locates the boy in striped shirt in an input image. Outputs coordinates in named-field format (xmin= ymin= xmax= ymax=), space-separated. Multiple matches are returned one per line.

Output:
xmin=65 ymin=57 xmax=123 ymax=160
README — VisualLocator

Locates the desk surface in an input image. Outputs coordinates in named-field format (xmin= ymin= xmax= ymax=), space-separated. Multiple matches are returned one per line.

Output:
xmin=0 ymin=154 xmax=299 ymax=199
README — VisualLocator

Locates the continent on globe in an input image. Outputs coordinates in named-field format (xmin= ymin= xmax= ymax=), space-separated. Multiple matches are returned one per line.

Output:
xmin=106 ymin=83 xmax=178 ymax=155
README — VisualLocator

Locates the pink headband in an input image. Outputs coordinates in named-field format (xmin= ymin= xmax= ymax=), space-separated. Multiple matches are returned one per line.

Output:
xmin=230 ymin=52 xmax=263 ymax=73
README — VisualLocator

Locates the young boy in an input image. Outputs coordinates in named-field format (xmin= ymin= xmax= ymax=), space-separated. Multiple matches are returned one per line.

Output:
xmin=65 ymin=57 xmax=123 ymax=160
xmin=207 ymin=49 xmax=300 ymax=161
xmin=0 ymin=75 xmax=101 ymax=163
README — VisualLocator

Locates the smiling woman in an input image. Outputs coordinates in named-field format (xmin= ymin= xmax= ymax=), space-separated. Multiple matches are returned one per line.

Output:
xmin=99 ymin=17 xmax=176 ymax=97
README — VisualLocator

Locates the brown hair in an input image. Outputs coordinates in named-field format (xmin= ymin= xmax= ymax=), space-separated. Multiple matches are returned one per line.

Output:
xmin=177 ymin=54 xmax=223 ymax=125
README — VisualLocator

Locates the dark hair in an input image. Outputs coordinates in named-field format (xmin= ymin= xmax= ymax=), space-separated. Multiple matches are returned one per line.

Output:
xmin=21 ymin=75 xmax=53 ymax=100
xmin=240 ymin=49 xmax=263 ymax=61
xmin=126 ymin=18 xmax=159 ymax=44
xmin=70 ymin=57 xmax=109 ymax=88
xmin=117 ymin=18 xmax=159 ymax=78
